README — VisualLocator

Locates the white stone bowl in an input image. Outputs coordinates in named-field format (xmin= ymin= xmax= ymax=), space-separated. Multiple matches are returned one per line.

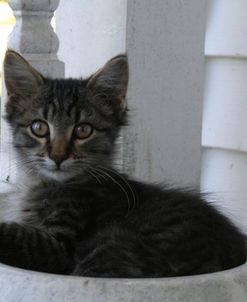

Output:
xmin=0 ymin=262 xmax=247 ymax=302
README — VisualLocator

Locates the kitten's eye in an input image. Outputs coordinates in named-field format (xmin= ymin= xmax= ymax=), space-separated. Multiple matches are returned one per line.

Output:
xmin=74 ymin=123 xmax=93 ymax=140
xmin=30 ymin=120 xmax=49 ymax=138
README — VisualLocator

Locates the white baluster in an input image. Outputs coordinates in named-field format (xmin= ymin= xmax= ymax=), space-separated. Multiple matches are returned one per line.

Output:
xmin=7 ymin=0 xmax=64 ymax=77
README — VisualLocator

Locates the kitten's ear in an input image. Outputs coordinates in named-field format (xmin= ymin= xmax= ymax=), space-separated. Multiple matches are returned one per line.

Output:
xmin=4 ymin=50 xmax=44 ymax=98
xmin=87 ymin=55 xmax=128 ymax=111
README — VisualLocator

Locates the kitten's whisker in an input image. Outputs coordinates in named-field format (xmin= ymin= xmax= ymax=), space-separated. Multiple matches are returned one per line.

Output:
xmin=88 ymin=167 xmax=108 ymax=182
xmin=10 ymin=159 xmax=43 ymax=171
xmin=93 ymin=167 xmax=131 ymax=213
xmin=87 ymin=169 xmax=102 ymax=184
xmin=98 ymin=166 xmax=137 ymax=210
xmin=23 ymin=164 xmax=39 ymax=177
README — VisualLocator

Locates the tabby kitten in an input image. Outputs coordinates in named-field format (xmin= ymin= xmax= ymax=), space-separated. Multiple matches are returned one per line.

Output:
xmin=0 ymin=50 xmax=246 ymax=277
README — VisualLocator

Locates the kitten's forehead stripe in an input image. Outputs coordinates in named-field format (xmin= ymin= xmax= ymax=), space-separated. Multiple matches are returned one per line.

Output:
xmin=48 ymin=79 xmax=85 ymax=111
xmin=43 ymin=105 xmax=48 ymax=121
xmin=67 ymin=93 xmax=79 ymax=120
xmin=74 ymin=108 xmax=81 ymax=124
xmin=50 ymin=101 xmax=57 ymax=119
xmin=42 ymin=79 xmax=91 ymax=130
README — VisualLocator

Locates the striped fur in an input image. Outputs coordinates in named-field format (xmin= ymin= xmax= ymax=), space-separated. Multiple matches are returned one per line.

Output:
xmin=0 ymin=50 xmax=246 ymax=277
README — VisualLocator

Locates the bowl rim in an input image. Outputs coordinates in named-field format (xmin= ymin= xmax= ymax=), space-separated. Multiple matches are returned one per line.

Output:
xmin=0 ymin=261 xmax=246 ymax=284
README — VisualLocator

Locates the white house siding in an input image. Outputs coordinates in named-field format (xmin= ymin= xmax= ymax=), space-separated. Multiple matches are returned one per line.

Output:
xmin=201 ymin=0 xmax=247 ymax=231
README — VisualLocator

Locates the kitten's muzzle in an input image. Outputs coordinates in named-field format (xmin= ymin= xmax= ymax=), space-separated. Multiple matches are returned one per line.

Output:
xmin=48 ymin=136 xmax=70 ymax=167
xmin=49 ymin=153 xmax=68 ymax=168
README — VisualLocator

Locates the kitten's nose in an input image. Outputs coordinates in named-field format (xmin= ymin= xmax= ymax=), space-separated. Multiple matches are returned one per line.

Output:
xmin=49 ymin=137 xmax=69 ymax=167
xmin=50 ymin=153 xmax=68 ymax=167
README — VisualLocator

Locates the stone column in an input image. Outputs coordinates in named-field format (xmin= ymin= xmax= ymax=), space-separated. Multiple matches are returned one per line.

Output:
xmin=0 ymin=0 xmax=64 ymax=186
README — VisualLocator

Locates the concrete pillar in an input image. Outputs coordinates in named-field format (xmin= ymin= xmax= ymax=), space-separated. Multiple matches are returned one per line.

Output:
xmin=124 ymin=0 xmax=206 ymax=186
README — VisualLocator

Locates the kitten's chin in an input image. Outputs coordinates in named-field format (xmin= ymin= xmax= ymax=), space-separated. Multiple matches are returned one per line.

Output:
xmin=38 ymin=169 xmax=80 ymax=183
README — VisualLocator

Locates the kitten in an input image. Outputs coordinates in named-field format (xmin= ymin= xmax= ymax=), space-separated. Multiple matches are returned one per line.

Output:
xmin=0 ymin=49 xmax=246 ymax=277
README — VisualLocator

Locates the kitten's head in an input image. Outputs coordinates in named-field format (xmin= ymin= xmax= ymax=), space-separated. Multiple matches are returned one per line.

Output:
xmin=4 ymin=50 xmax=128 ymax=182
